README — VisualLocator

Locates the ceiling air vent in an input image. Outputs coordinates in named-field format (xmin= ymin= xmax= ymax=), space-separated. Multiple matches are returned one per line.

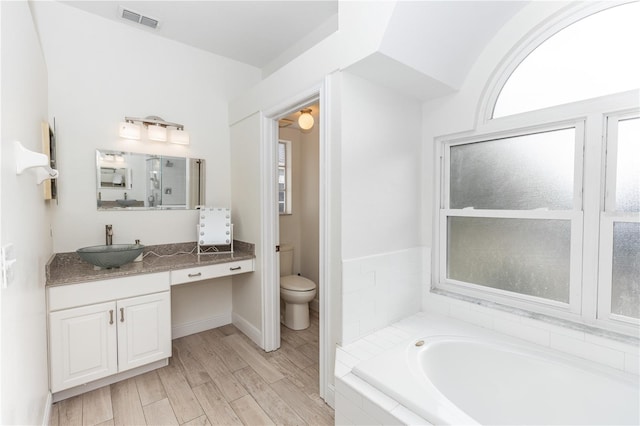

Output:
xmin=121 ymin=8 xmax=140 ymax=23
xmin=140 ymin=16 xmax=159 ymax=29
xmin=119 ymin=6 xmax=160 ymax=29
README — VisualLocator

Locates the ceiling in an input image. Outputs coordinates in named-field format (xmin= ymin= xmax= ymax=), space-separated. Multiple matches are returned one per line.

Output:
xmin=62 ymin=1 xmax=338 ymax=73
xmin=61 ymin=1 xmax=529 ymax=102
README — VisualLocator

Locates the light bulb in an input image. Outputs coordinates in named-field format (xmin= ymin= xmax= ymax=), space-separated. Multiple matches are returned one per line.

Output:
xmin=298 ymin=111 xmax=314 ymax=130
xmin=118 ymin=122 xmax=141 ymax=140
xmin=147 ymin=125 xmax=167 ymax=142
xmin=169 ymin=128 xmax=190 ymax=145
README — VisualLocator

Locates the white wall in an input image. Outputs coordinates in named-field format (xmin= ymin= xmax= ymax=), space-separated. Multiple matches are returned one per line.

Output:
xmin=339 ymin=71 xmax=423 ymax=343
xmin=0 ymin=2 xmax=51 ymax=423
xmin=171 ymin=278 xmax=233 ymax=338
xmin=30 ymin=1 xmax=260 ymax=252
xmin=230 ymin=112 xmax=264 ymax=344
xmin=300 ymin=124 xmax=320 ymax=291
xmin=341 ymin=72 xmax=422 ymax=259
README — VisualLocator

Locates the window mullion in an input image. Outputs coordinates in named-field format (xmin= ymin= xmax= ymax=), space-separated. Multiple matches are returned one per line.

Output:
xmin=580 ymin=112 xmax=606 ymax=321
xmin=444 ymin=209 xmax=577 ymax=220
xmin=603 ymin=116 xmax=619 ymax=213
xmin=596 ymin=111 xmax=640 ymax=329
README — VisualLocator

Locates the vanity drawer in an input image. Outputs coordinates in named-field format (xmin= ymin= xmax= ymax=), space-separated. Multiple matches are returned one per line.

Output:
xmin=171 ymin=259 xmax=254 ymax=285
xmin=48 ymin=272 xmax=170 ymax=311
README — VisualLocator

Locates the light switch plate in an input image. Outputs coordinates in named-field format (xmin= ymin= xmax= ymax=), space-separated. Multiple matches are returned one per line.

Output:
xmin=1 ymin=243 xmax=16 ymax=289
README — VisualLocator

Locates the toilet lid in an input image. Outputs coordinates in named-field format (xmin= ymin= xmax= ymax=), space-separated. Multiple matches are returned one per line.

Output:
xmin=281 ymin=275 xmax=316 ymax=291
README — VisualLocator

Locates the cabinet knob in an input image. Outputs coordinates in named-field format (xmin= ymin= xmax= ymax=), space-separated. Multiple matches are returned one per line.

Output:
xmin=188 ymin=272 xmax=202 ymax=278
xmin=120 ymin=307 xmax=125 ymax=322
xmin=109 ymin=309 xmax=114 ymax=325
xmin=230 ymin=266 xmax=241 ymax=271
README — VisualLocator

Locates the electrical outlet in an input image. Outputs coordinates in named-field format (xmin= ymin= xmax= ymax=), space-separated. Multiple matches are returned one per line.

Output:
xmin=1 ymin=243 xmax=17 ymax=289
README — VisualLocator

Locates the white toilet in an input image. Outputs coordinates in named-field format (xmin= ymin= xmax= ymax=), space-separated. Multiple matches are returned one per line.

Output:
xmin=279 ymin=244 xmax=317 ymax=330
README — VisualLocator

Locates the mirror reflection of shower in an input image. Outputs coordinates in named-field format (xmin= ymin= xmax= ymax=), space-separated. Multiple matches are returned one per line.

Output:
xmin=146 ymin=156 xmax=188 ymax=208
xmin=147 ymin=156 xmax=162 ymax=207
xmin=96 ymin=149 xmax=205 ymax=210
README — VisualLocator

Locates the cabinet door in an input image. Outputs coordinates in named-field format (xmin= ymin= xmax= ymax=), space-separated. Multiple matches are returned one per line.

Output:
xmin=49 ymin=301 xmax=117 ymax=392
xmin=117 ymin=291 xmax=171 ymax=372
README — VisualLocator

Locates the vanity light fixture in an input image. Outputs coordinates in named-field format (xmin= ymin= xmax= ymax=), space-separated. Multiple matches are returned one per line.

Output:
xmin=147 ymin=124 xmax=167 ymax=142
xmin=118 ymin=121 xmax=141 ymax=140
xmin=169 ymin=128 xmax=190 ymax=145
xmin=298 ymin=109 xmax=314 ymax=130
xmin=119 ymin=116 xmax=190 ymax=145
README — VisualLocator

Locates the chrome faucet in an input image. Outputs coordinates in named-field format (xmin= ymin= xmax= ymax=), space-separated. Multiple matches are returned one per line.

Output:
xmin=106 ymin=224 xmax=113 ymax=245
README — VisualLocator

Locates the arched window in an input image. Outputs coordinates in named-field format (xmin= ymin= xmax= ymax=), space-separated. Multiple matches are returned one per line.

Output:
xmin=436 ymin=2 xmax=640 ymax=336
xmin=493 ymin=2 xmax=640 ymax=118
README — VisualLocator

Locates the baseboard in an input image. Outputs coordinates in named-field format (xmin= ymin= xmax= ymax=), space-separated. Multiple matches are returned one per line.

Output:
xmin=325 ymin=383 xmax=335 ymax=409
xmin=42 ymin=391 xmax=52 ymax=426
xmin=52 ymin=359 xmax=168 ymax=403
xmin=172 ymin=313 xmax=232 ymax=339
xmin=232 ymin=312 xmax=262 ymax=347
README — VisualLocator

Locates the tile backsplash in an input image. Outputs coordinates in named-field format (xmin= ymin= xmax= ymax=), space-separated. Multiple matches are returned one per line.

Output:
xmin=424 ymin=292 xmax=639 ymax=375
xmin=341 ymin=246 xmax=426 ymax=345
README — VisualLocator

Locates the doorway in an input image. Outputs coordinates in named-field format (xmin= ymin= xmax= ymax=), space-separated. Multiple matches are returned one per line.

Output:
xmin=261 ymin=87 xmax=331 ymax=404
xmin=278 ymin=103 xmax=320 ymax=303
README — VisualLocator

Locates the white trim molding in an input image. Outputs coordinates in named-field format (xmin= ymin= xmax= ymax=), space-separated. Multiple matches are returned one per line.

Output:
xmin=232 ymin=312 xmax=263 ymax=347
xmin=42 ymin=392 xmax=53 ymax=426
xmin=260 ymin=81 xmax=332 ymax=403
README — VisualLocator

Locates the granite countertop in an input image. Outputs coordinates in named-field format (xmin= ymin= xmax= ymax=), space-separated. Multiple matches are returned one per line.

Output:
xmin=46 ymin=241 xmax=255 ymax=286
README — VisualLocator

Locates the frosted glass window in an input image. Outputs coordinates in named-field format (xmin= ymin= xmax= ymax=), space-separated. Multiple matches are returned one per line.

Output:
xmin=615 ymin=118 xmax=640 ymax=212
xmin=278 ymin=141 xmax=290 ymax=214
xmin=278 ymin=165 xmax=286 ymax=213
xmin=450 ymin=129 xmax=575 ymax=210
xmin=611 ymin=222 xmax=640 ymax=319
xmin=494 ymin=3 xmax=640 ymax=118
xmin=278 ymin=142 xmax=286 ymax=165
xmin=447 ymin=217 xmax=571 ymax=303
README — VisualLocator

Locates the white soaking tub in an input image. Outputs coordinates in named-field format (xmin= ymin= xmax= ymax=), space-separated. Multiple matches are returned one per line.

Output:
xmin=353 ymin=334 xmax=639 ymax=425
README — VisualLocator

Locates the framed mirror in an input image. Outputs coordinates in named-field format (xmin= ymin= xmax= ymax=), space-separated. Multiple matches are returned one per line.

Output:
xmin=96 ymin=149 xmax=205 ymax=210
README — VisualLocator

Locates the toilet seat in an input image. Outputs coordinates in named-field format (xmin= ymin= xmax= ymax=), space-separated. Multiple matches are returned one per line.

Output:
xmin=281 ymin=275 xmax=315 ymax=291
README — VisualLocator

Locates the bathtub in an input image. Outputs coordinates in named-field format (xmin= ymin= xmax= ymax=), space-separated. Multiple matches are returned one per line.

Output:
xmin=352 ymin=333 xmax=639 ymax=425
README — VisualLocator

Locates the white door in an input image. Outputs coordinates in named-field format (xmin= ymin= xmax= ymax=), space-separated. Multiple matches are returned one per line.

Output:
xmin=49 ymin=301 xmax=117 ymax=392
xmin=117 ymin=291 xmax=171 ymax=372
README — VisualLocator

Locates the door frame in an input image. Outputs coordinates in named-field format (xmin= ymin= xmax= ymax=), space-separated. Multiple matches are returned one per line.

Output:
xmin=260 ymin=82 xmax=331 ymax=402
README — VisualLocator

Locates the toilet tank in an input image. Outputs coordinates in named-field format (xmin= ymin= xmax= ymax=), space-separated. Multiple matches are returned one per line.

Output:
xmin=279 ymin=243 xmax=294 ymax=276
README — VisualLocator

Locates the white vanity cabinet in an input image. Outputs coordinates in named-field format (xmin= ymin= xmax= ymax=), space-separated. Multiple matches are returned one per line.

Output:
xmin=49 ymin=301 xmax=117 ymax=391
xmin=48 ymin=272 xmax=171 ymax=393
xmin=116 ymin=292 xmax=171 ymax=372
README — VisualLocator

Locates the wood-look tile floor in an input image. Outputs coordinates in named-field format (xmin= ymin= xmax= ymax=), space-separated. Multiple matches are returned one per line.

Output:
xmin=50 ymin=312 xmax=333 ymax=426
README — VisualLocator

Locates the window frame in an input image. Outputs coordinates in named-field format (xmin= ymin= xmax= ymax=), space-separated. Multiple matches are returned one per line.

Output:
xmin=478 ymin=1 xmax=634 ymax=125
xmin=491 ymin=2 xmax=640 ymax=119
xmin=433 ymin=92 xmax=639 ymax=337
xmin=278 ymin=139 xmax=292 ymax=215
xmin=437 ymin=120 xmax=585 ymax=315
xmin=434 ymin=0 xmax=640 ymax=336
xmin=597 ymin=110 xmax=640 ymax=327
